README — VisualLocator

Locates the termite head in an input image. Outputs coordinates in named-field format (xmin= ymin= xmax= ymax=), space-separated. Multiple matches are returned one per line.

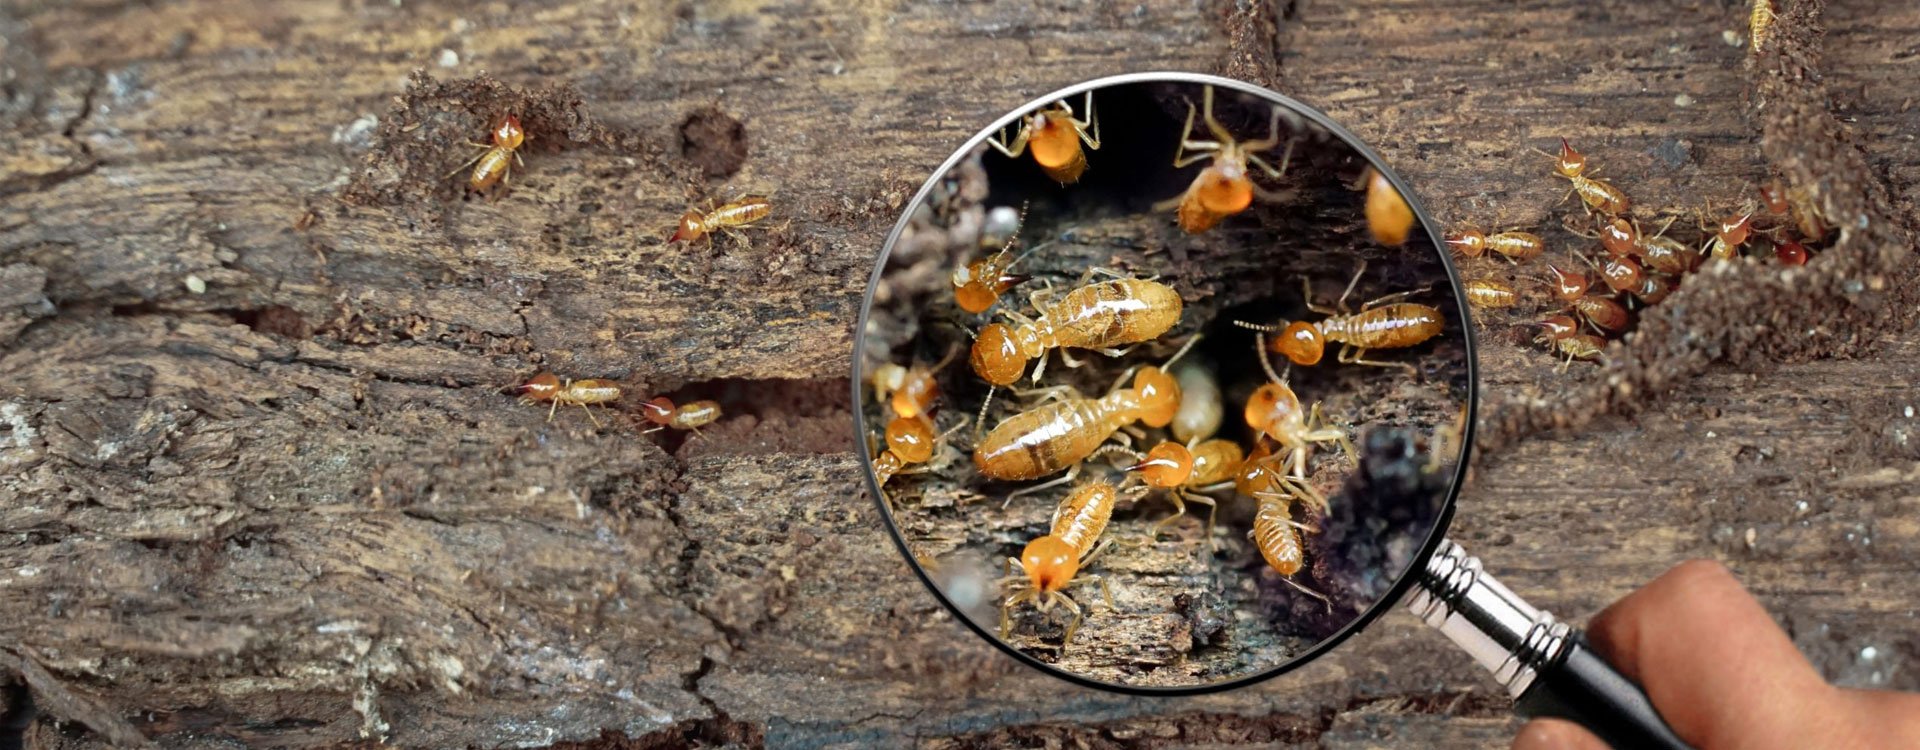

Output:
xmin=1020 ymin=535 xmax=1079 ymax=593
xmin=1125 ymin=442 xmax=1194 ymax=489
xmin=884 ymin=415 xmax=936 ymax=463
xmin=870 ymin=363 xmax=907 ymax=401
xmin=1195 ymin=166 xmax=1255 ymax=215
xmin=1245 ymin=382 xmax=1304 ymax=441
xmin=1600 ymin=256 xmax=1642 ymax=292
xmin=1267 ymin=321 xmax=1325 ymax=366
xmin=1444 ymin=229 xmax=1487 ymax=258
xmin=513 ymin=372 xmax=561 ymax=403
xmin=1536 ymin=315 xmax=1579 ymax=343
xmin=492 ymin=115 xmax=526 ymax=150
xmin=969 ymin=323 xmax=1030 ymax=386
xmin=1554 ymin=138 xmax=1586 ymax=178
xmin=641 ymin=396 xmax=676 ymax=425
xmin=890 ymin=367 xmax=939 ymax=419
xmin=1234 ymin=441 xmax=1278 ymax=496
xmin=1599 ymin=218 xmax=1639 ymax=256
xmin=668 ymin=212 xmax=705 ymax=244
xmin=1131 ymin=366 xmax=1181 ymax=428
xmin=1363 ymin=168 xmax=1414 ymax=247
xmin=1545 ymin=264 xmax=1588 ymax=301
xmin=1776 ymin=239 xmax=1808 ymax=266
xmin=1759 ymin=181 xmax=1790 ymax=215
xmin=1718 ymin=211 xmax=1754 ymax=246
xmin=953 ymin=259 xmax=1029 ymax=314
xmin=1028 ymin=109 xmax=1080 ymax=172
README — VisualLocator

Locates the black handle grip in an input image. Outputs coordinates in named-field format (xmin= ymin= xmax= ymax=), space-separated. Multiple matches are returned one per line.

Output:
xmin=1513 ymin=633 xmax=1693 ymax=750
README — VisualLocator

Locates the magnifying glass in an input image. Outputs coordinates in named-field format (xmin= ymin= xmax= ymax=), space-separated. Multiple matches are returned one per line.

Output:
xmin=852 ymin=73 xmax=1689 ymax=750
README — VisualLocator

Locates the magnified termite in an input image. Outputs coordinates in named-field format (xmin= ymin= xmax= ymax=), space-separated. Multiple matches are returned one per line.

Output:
xmin=450 ymin=114 xmax=529 ymax=197
xmin=871 ymin=344 xmax=960 ymax=420
xmin=1123 ymin=438 xmax=1244 ymax=543
xmin=510 ymin=372 xmax=621 ymax=426
xmin=640 ymin=397 xmax=722 ymax=436
xmin=1233 ymin=261 xmax=1444 ymax=374
xmin=1445 ymin=227 xmax=1544 ymax=264
xmin=1361 ymin=167 xmax=1414 ymax=247
xmin=1155 ymin=85 xmax=1295 ymax=235
xmin=969 ymin=270 xmax=1184 ymax=387
xmin=999 ymin=480 xmax=1126 ymax=646
xmin=668 ymin=196 xmax=775 ymax=249
xmin=1241 ymin=379 xmax=1355 ymax=514
xmin=1537 ymin=138 xmax=1630 ymax=216
xmin=985 ymin=92 xmax=1101 ymax=184
xmin=1236 ymin=443 xmax=1331 ymax=606
xmin=973 ymin=335 xmax=1198 ymax=501
xmin=953 ymin=205 xmax=1038 ymax=314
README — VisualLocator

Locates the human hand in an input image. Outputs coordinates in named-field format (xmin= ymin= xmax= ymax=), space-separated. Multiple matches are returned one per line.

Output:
xmin=1512 ymin=560 xmax=1920 ymax=750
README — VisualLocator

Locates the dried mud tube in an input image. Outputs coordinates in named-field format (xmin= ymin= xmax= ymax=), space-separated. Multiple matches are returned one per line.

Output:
xmin=1474 ymin=0 xmax=1919 ymax=457
xmin=856 ymin=79 xmax=1469 ymax=688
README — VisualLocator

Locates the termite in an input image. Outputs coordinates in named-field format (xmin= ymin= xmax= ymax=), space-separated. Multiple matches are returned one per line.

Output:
xmin=1242 ymin=381 xmax=1354 ymax=513
xmin=511 ymin=371 xmax=620 ymax=426
xmin=1544 ymin=264 xmax=1630 ymax=333
xmin=969 ymin=273 xmax=1183 ymax=386
xmin=1233 ymin=262 xmax=1444 ymax=374
xmin=1362 ymin=167 xmax=1414 ymax=247
xmin=1540 ymin=139 xmax=1630 ymax=215
xmin=986 ymin=92 xmax=1101 ymax=184
xmin=1170 ymin=360 xmax=1223 ymax=444
xmin=451 ymin=114 xmax=529 ymax=195
xmin=953 ymin=206 xmax=1036 ymax=314
xmin=1155 ymin=85 xmax=1293 ymax=235
xmin=1236 ymin=443 xmax=1331 ymax=605
xmin=1546 ymin=333 xmax=1606 ymax=372
xmin=1636 ymin=275 xmax=1675 ymax=305
xmin=1703 ymin=209 xmax=1756 ymax=260
xmin=1464 ymin=279 xmax=1518 ymax=309
xmin=1445 ymin=228 xmax=1545 ymax=263
xmin=668 ymin=196 xmax=774 ymax=248
xmin=1751 ymin=0 xmax=1776 ymax=53
xmin=974 ymin=335 xmax=1197 ymax=497
xmin=870 ymin=345 xmax=958 ymax=420
xmin=1124 ymin=438 xmax=1244 ymax=542
xmin=871 ymin=415 xmax=967 ymax=486
xmin=1776 ymin=239 xmax=1809 ymax=266
xmin=640 ymin=397 xmax=722 ymax=436
xmin=999 ymin=481 xmax=1124 ymax=645
xmin=1536 ymin=315 xmax=1580 ymax=341
xmin=1572 ymin=217 xmax=1697 ymax=274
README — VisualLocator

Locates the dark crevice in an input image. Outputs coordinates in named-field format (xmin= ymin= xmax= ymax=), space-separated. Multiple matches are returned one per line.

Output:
xmin=0 ymin=681 xmax=34 ymax=750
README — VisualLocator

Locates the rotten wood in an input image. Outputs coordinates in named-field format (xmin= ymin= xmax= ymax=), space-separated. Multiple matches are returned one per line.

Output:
xmin=1 ymin=0 xmax=1917 ymax=748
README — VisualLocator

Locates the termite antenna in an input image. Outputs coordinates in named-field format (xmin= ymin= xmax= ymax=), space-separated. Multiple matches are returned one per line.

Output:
xmin=974 ymin=385 xmax=996 ymax=444
xmin=1233 ymin=319 xmax=1281 ymax=333
xmin=1161 ymin=333 xmax=1202 ymax=369
xmin=1255 ymin=333 xmax=1285 ymax=385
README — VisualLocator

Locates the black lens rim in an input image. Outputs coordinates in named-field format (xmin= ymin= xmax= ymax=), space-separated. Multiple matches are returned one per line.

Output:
xmin=849 ymin=71 xmax=1476 ymax=697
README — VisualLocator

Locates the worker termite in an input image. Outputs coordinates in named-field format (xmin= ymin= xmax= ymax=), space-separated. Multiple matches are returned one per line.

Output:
xmin=1170 ymin=360 xmax=1223 ymax=444
xmin=969 ymin=273 xmax=1183 ymax=386
xmin=1235 ymin=442 xmax=1331 ymax=605
xmin=1233 ymin=262 xmax=1444 ymax=374
xmin=1463 ymin=279 xmax=1519 ymax=309
xmin=1545 ymin=333 xmax=1606 ymax=372
xmin=1540 ymin=139 xmax=1630 ymax=215
xmin=1124 ymin=438 xmax=1244 ymax=542
xmin=999 ymin=481 xmax=1123 ymax=645
xmin=451 ymin=114 xmax=529 ymax=196
xmin=511 ymin=372 xmax=621 ymax=426
xmin=1155 ymin=85 xmax=1293 ymax=235
xmin=1751 ymin=0 xmax=1776 ymax=52
xmin=953 ymin=206 xmax=1036 ymax=314
xmin=668 ymin=196 xmax=774 ymax=249
xmin=1445 ymin=228 xmax=1545 ymax=264
xmin=871 ymin=415 xmax=967 ymax=486
xmin=870 ymin=346 xmax=959 ymax=420
xmin=1362 ymin=167 xmax=1414 ymax=247
xmin=974 ymin=335 xmax=1197 ymax=495
xmin=986 ymin=92 xmax=1101 ymax=184
xmin=640 ymin=397 xmax=723 ymax=436
xmin=1242 ymin=381 xmax=1354 ymax=513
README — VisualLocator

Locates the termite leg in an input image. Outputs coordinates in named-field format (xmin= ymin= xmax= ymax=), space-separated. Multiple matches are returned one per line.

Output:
xmin=984 ymin=121 xmax=1032 ymax=159
xmin=576 ymin=400 xmax=602 ymax=428
xmin=1359 ymin=286 xmax=1430 ymax=310
xmin=1055 ymin=592 xmax=1086 ymax=645
xmin=1002 ymin=462 xmax=1081 ymax=508
xmin=1282 ymin=576 xmax=1332 ymax=613
xmin=1340 ymin=345 xmax=1418 ymax=375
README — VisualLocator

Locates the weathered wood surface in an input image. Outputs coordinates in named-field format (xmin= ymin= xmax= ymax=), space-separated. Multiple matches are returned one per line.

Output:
xmin=0 ymin=0 xmax=1915 ymax=748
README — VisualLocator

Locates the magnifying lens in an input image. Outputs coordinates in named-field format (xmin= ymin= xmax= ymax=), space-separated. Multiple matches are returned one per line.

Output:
xmin=852 ymin=73 xmax=1689 ymax=749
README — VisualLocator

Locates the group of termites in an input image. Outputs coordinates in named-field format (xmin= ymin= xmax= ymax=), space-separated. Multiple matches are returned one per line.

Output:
xmin=1451 ymin=138 xmax=1834 ymax=371
xmin=449 ymin=109 xmax=780 ymax=431
xmin=872 ymin=86 xmax=1447 ymax=649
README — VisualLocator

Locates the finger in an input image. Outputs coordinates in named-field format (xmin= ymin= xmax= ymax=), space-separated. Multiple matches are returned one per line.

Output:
xmin=1511 ymin=718 xmax=1610 ymax=750
xmin=1585 ymin=559 xmax=1840 ymax=748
